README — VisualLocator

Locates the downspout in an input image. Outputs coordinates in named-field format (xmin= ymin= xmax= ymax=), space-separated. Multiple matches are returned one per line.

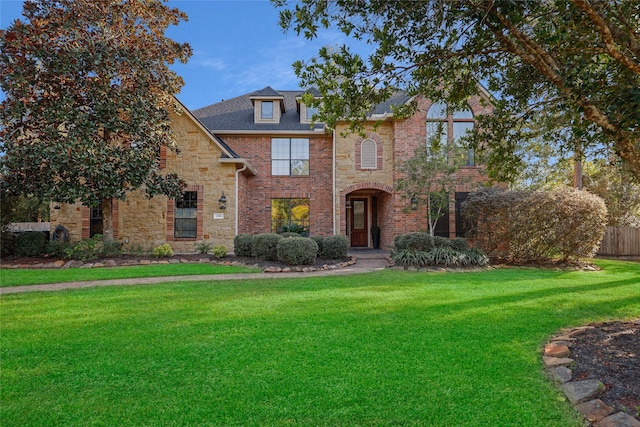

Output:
xmin=331 ymin=127 xmax=337 ymax=235
xmin=235 ymin=163 xmax=248 ymax=236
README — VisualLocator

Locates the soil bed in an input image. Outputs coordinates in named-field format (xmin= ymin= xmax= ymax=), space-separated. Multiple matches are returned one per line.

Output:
xmin=570 ymin=319 xmax=640 ymax=419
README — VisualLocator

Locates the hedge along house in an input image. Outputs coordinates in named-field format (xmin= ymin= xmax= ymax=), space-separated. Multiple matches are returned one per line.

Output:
xmin=50 ymin=98 xmax=256 ymax=253
xmin=51 ymin=86 xmax=493 ymax=252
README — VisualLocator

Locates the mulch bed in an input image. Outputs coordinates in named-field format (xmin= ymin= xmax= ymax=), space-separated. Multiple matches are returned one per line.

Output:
xmin=570 ymin=319 xmax=640 ymax=419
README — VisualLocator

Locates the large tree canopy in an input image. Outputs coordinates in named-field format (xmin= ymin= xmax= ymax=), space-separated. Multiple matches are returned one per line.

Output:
xmin=276 ymin=0 xmax=640 ymax=182
xmin=0 ymin=0 xmax=192 ymax=239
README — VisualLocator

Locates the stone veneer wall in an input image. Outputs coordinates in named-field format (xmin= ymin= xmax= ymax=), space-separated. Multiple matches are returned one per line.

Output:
xmin=50 ymin=110 xmax=240 ymax=253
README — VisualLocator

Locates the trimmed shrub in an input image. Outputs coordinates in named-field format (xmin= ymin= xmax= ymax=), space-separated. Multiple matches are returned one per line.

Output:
xmin=152 ymin=243 xmax=173 ymax=258
xmin=253 ymin=233 xmax=282 ymax=261
xmin=212 ymin=245 xmax=227 ymax=259
xmin=463 ymin=187 xmax=608 ymax=262
xmin=395 ymin=232 xmax=432 ymax=251
xmin=46 ymin=240 xmax=72 ymax=258
xmin=449 ymin=238 xmax=468 ymax=252
xmin=280 ymin=232 xmax=301 ymax=238
xmin=322 ymin=235 xmax=349 ymax=259
xmin=277 ymin=237 xmax=318 ymax=265
xmin=311 ymin=235 xmax=324 ymax=256
xmin=66 ymin=235 xmax=104 ymax=261
xmin=15 ymin=231 xmax=47 ymax=257
xmin=1 ymin=232 xmax=16 ymax=257
xmin=431 ymin=236 xmax=450 ymax=248
xmin=233 ymin=234 xmax=254 ymax=257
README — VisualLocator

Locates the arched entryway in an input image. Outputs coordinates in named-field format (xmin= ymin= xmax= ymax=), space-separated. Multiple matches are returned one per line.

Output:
xmin=341 ymin=183 xmax=393 ymax=249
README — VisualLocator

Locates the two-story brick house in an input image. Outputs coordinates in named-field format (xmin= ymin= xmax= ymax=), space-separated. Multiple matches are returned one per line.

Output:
xmin=51 ymin=86 xmax=493 ymax=252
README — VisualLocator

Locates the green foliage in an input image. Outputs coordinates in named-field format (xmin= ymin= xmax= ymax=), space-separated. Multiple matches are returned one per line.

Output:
xmin=14 ymin=232 xmax=47 ymax=257
xmin=279 ymin=223 xmax=307 ymax=235
xmin=0 ymin=0 xmax=192 ymax=236
xmin=463 ymin=187 xmax=608 ymax=261
xmin=233 ymin=234 xmax=254 ymax=257
xmin=45 ymin=240 xmax=71 ymax=259
xmin=1 ymin=232 xmax=16 ymax=257
xmin=277 ymin=1 xmax=640 ymax=181
xmin=101 ymin=240 xmax=123 ymax=258
xmin=152 ymin=243 xmax=173 ymax=258
xmin=449 ymin=238 xmax=468 ymax=252
xmin=394 ymin=232 xmax=433 ymax=252
xmin=126 ymin=244 xmax=152 ymax=257
xmin=277 ymin=237 xmax=318 ymax=266
xmin=396 ymin=146 xmax=470 ymax=237
xmin=322 ymin=235 xmax=349 ymax=259
xmin=279 ymin=232 xmax=301 ymax=238
xmin=253 ymin=233 xmax=282 ymax=261
xmin=66 ymin=235 xmax=103 ymax=262
xmin=311 ymin=235 xmax=324 ymax=256
xmin=212 ymin=245 xmax=227 ymax=259
xmin=195 ymin=242 xmax=213 ymax=255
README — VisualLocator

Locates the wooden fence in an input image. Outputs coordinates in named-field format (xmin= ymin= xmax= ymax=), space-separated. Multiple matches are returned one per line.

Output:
xmin=598 ymin=226 xmax=640 ymax=257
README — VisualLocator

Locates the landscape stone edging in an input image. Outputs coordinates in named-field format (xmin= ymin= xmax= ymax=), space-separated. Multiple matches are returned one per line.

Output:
xmin=0 ymin=256 xmax=358 ymax=273
xmin=543 ymin=326 xmax=640 ymax=427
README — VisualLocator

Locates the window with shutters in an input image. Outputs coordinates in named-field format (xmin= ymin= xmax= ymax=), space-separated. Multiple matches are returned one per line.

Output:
xmin=360 ymin=139 xmax=377 ymax=169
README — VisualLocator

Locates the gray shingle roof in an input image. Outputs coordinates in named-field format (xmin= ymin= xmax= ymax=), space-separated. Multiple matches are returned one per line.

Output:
xmin=193 ymin=87 xmax=411 ymax=132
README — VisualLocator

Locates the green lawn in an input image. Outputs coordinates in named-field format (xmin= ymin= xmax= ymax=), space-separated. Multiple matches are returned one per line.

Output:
xmin=1 ymin=259 xmax=639 ymax=426
xmin=0 ymin=263 xmax=260 ymax=287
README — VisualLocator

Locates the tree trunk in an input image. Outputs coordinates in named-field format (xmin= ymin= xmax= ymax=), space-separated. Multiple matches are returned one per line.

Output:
xmin=100 ymin=198 xmax=114 ymax=242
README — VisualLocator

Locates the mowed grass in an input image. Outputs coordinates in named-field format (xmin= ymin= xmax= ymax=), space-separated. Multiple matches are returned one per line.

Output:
xmin=0 ymin=263 xmax=260 ymax=287
xmin=1 ymin=259 xmax=639 ymax=426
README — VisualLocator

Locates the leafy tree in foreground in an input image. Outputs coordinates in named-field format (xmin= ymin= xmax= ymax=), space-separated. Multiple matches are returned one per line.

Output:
xmin=275 ymin=0 xmax=640 ymax=182
xmin=0 ymin=0 xmax=192 ymax=240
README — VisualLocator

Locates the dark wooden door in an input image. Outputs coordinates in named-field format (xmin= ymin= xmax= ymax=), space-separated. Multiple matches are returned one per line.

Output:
xmin=350 ymin=198 xmax=368 ymax=247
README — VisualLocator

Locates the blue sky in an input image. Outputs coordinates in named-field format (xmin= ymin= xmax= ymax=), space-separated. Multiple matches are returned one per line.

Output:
xmin=0 ymin=0 xmax=371 ymax=110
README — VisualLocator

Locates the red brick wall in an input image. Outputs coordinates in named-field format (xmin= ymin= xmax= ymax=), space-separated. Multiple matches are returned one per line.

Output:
xmin=224 ymin=134 xmax=334 ymax=236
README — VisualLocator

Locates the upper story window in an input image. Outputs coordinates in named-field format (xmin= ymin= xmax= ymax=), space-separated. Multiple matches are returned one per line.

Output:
xmin=360 ymin=139 xmax=377 ymax=169
xmin=271 ymin=138 xmax=309 ymax=176
xmin=426 ymin=101 xmax=475 ymax=166
xmin=261 ymin=101 xmax=274 ymax=120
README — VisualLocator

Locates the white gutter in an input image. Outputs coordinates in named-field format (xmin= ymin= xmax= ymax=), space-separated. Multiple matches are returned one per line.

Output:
xmin=331 ymin=127 xmax=337 ymax=235
xmin=234 ymin=164 xmax=248 ymax=236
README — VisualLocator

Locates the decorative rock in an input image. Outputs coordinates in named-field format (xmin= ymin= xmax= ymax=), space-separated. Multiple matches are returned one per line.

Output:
xmin=595 ymin=412 xmax=640 ymax=427
xmin=105 ymin=260 xmax=117 ymax=267
xmin=561 ymin=379 xmax=603 ymax=404
xmin=169 ymin=259 xmax=180 ymax=264
xmin=93 ymin=262 xmax=105 ymax=268
xmin=139 ymin=260 xmax=151 ymax=265
xmin=264 ymin=267 xmax=281 ymax=273
xmin=548 ymin=366 xmax=572 ymax=384
xmin=282 ymin=268 xmax=291 ymax=273
xmin=53 ymin=260 xmax=65 ymax=268
xmin=545 ymin=342 xmax=571 ymax=358
xmin=198 ymin=258 xmax=209 ymax=263
xmin=567 ymin=326 xmax=595 ymax=337
xmin=575 ymin=399 xmax=615 ymax=423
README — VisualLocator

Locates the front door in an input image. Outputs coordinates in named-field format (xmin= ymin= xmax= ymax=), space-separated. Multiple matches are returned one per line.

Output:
xmin=350 ymin=198 xmax=368 ymax=247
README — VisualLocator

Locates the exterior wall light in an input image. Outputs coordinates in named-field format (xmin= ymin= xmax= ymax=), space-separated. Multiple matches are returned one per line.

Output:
xmin=219 ymin=192 xmax=227 ymax=210
xmin=410 ymin=196 xmax=418 ymax=210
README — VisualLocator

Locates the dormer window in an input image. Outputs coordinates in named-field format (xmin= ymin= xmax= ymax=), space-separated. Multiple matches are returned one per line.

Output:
xmin=261 ymin=101 xmax=274 ymax=120
xmin=250 ymin=87 xmax=285 ymax=124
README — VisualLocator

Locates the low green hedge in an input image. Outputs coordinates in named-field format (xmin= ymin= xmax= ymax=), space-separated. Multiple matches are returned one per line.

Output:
xmin=277 ymin=237 xmax=318 ymax=265
xmin=322 ymin=235 xmax=349 ymax=259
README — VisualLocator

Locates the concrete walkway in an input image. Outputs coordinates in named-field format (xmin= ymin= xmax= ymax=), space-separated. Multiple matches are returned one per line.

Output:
xmin=0 ymin=250 xmax=391 ymax=295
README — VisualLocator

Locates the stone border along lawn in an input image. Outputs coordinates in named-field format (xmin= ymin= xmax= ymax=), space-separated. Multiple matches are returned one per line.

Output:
xmin=543 ymin=325 xmax=640 ymax=427
xmin=0 ymin=256 xmax=358 ymax=273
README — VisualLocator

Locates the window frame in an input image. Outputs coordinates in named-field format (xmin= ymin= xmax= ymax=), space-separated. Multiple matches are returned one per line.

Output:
xmin=271 ymin=198 xmax=310 ymax=236
xmin=174 ymin=191 xmax=198 ymax=239
xmin=426 ymin=102 xmax=475 ymax=166
xmin=271 ymin=137 xmax=310 ymax=176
